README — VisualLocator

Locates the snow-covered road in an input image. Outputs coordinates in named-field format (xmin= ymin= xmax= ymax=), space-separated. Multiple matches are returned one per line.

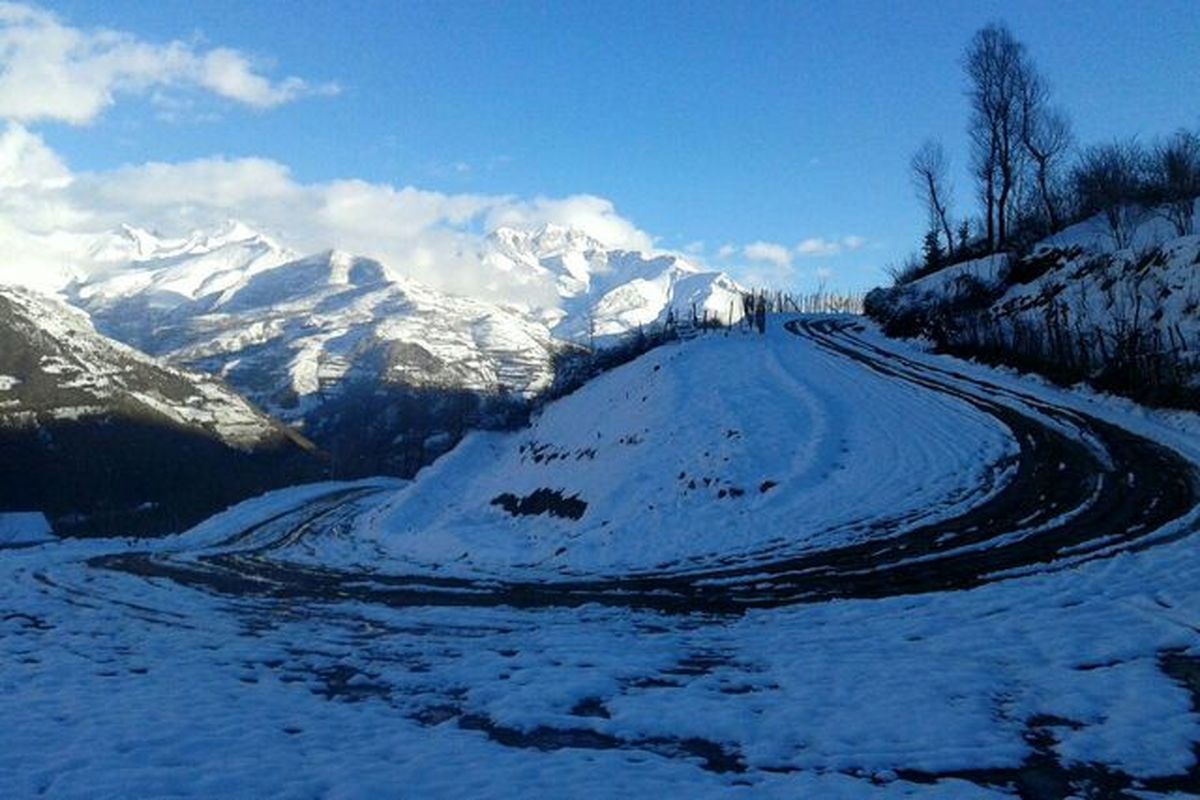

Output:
xmin=4 ymin=317 xmax=1200 ymax=798
xmin=91 ymin=319 xmax=1197 ymax=612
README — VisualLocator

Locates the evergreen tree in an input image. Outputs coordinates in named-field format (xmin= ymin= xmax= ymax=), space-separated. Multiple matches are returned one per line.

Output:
xmin=922 ymin=225 xmax=945 ymax=273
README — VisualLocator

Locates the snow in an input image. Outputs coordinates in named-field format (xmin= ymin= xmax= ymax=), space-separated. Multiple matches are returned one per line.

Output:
xmin=2 ymin=316 xmax=1198 ymax=796
xmin=879 ymin=207 xmax=1200 ymax=384
xmin=54 ymin=220 xmax=743 ymax=425
xmin=356 ymin=319 xmax=1016 ymax=578
xmin=905 ymin=252 xmax=1010 ymax=295
xmin=0 ymin=284 xmax=284 ymax=447
xmin=1038 ymin=202 xmax=1198 ymax=253
xmin=0 ymin=511 xmax=52 ymax=545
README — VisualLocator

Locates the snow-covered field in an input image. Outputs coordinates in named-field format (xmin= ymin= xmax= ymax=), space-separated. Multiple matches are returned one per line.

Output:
xmin=3 ymin=317 xmax=1199 ymax=798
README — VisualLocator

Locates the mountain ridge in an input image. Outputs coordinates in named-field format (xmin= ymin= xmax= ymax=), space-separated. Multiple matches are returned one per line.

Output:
xmin=4 ymin=218 xmax=743 ymax=477
xmin=0 ymin=283 xmax=324 ymax=535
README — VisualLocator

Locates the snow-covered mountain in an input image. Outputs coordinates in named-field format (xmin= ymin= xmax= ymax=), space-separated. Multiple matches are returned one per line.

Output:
xmin=53 ymin=219 xmax=743 ymax=475
xmin=0 ymin=284 xmax=322 ymax=535
xmin=486 ymin=224 xmax=745 ymax=340
xmin=73 ymin=220 xmax=297 ymax=344
xmin=73 ymin=221 xmax=743 ymax=392
xmin=0 ymin=284 xmax=297 ymax=444
xmin=77 ymin=245 xmax=561 ymax=409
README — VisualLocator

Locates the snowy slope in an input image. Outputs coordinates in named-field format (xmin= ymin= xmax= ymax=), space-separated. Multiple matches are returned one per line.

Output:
xmin=0 ymin=284 xmax=292 ymax=445
xmin=356 ymin=320 xmax=1016 ymax=577
xmin=0 ymin=284 xmax=322 ymax=534
xmin=878 ymin=215 xmax=1200 ymax=348
xmin=866 ymin=205 xmax=1200 ymax=404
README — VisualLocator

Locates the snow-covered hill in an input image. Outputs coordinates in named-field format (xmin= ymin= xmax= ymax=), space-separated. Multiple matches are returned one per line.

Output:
xmin=865 ymin=203 xmax=1200 ymax=406
xmin=0 ymin=284 xmax=322 ymax=535
xmin=326 ymin=319 xmax=1018 ymax=579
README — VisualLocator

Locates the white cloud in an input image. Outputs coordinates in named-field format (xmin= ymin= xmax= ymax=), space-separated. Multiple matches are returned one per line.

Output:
xmin=743 ymin=240 xmax=793 ymax=270
xmin=713 ymin=234 xmax=870 ymax=289
xmin=796 ymin=237 xmax=842 ymax=257
xmin=795 ymin=235 xmax=869 ymax=258
xmin=0 ymin=123 xmax=656 ymax=304
xmin=0 ymin=117 xmax=67 ymax=187
xmin=734 ymin=241 xmax=796 ymax=288
xmin=0 ymin=3 xmax=335 ymax=124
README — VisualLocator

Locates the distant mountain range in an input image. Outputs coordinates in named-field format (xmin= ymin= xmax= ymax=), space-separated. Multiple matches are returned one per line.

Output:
xmin=0 ymin=219 xmax=743 ymax=531
xmin=63 ymin=220 xmax=743 ymax=475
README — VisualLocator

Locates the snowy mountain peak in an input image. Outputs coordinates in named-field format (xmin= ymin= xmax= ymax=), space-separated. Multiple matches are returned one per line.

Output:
xmin=211 ymin=218 xmax=268 ymax=245
xmin=314 ymin=249 xmax=389 ymax=287
xmin=488 ymin=224 xmax=605 ymax=260
xmin=200 ymin=219 xmax=284 ymax=253
xmin=88 ymin=219 xmax=286 ymax=266
xmin=529 ymin=223 xmax=604 ymax=254
xmin=87 ymin=223 xmax=168 ymax=262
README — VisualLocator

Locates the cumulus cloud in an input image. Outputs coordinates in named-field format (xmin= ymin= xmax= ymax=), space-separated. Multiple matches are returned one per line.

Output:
xmin=0 ymin=2 xmax=335 ymax=124
xmin=0 ymin=123 xmax=656 ymax=304
xmin=743 ymin=240 xmax=793 ymax=270
xmin=716 ymin=243 xmax=737 ymax=260
xmin=0 ymin=117 xmax=67 ymax=187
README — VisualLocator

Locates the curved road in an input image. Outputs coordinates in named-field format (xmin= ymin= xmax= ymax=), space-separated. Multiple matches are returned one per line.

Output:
xmin=95 ymin=318 xmax=1200 ymax=614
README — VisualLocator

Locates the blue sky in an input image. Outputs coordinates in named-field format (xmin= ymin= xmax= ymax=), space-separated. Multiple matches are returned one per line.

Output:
xmin=11 ymin=1 xmax=1200 ymax=292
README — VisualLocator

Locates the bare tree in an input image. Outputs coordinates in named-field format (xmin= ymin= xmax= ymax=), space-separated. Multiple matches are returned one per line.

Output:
xmin=1073 ymin=139 xmax=1149 ymax=249
xmin=1019 ymin=69 xmax=1073 ymax=233
xmin=969 ymin=121 xmax=999 ymax=249
xmin=911 ymin=139 xmax=955 ymax=258
xmin=1151 ymin=129 xmax=1200 ymax=236
xmin=964 ymin=23 xmax=1034 ymax=251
